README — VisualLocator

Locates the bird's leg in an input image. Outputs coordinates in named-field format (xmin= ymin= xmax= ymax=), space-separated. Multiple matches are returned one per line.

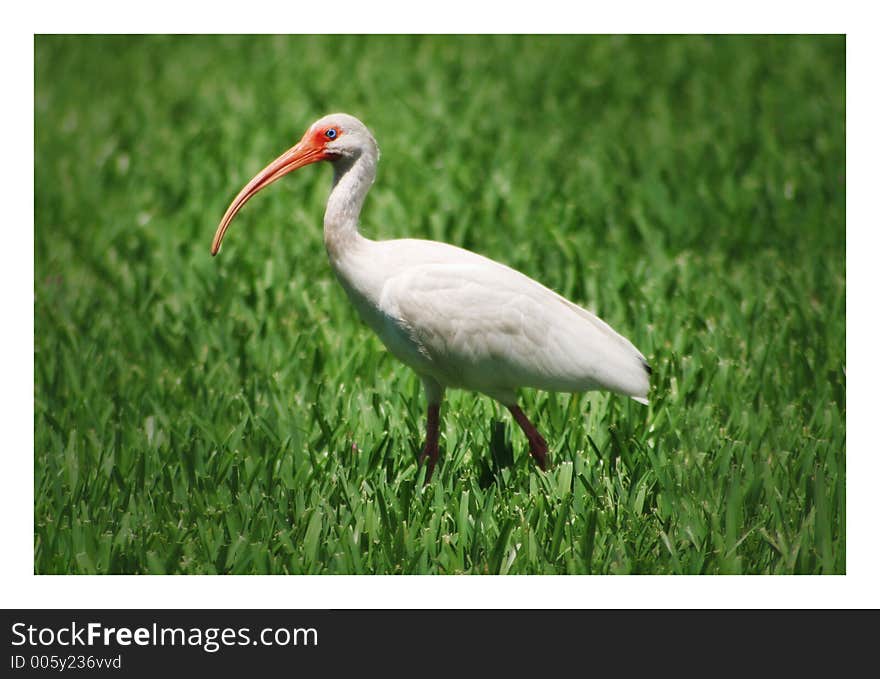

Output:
xmin=418 ymin=378 xmax=444 ymax=483
xmin=419 ymin=403 xmax=441 ymax=482
xmin=507 ymin=405 xmax=549 ymax=470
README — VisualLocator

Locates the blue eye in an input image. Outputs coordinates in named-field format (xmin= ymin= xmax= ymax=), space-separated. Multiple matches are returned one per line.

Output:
xmin=325 ymin=128 xmax=337 ymax=139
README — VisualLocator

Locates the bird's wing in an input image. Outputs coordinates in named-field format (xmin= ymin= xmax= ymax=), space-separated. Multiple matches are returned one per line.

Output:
xmin=377 ymin=254 xmax=649 ymax=400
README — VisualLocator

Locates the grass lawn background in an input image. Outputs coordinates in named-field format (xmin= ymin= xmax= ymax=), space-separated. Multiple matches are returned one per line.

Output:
xmin=34 ymin=35 xmax=845 ymax=574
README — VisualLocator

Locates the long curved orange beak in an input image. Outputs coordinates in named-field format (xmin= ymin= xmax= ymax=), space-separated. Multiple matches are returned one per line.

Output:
xmin=211 ymin=139 xmax=327 ymax=256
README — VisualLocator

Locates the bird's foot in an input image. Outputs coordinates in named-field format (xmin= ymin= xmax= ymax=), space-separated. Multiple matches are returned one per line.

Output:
xmin=507 ymin=404 xmax=550 ymax=472
xmin=527 ymin=434 xmax=549 ymax=471
xmin=419 ymin=443 xmax=439 ymax=483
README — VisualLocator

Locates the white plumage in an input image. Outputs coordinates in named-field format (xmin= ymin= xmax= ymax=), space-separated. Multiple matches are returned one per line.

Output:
xmin=212 ymin=113 xmax=651 ymax=480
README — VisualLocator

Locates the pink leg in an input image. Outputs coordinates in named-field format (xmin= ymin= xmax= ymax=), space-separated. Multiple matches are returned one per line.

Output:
xmin=507 ymin=405 xmax=549 ymax=470
xmin=419 ymin=403 xmax=441 ymax=482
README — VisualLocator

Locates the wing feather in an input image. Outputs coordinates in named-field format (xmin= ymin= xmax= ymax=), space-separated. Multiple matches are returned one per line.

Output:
xmin=376 ymin=250 xmax=649 ymax=400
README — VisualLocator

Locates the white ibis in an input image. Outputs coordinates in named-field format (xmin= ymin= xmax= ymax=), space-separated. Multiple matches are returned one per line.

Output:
xmin=211 ymin=113 xmax=651 ymax=481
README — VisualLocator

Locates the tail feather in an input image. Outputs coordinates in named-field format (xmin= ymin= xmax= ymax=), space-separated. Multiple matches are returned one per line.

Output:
xmin=629 ymin=358 xmax=652 ymax=405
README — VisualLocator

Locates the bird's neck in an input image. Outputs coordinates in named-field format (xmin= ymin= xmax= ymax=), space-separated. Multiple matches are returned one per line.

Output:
xmin=324 ymin=149 xmax=377 ymax=259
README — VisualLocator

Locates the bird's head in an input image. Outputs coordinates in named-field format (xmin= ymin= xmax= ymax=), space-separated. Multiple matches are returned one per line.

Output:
xmin=210 ymin=113 xmax=377 ymax=256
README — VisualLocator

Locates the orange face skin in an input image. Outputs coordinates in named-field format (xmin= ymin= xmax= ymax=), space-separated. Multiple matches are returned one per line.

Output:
xmin=311 ymin=126 xmax=342 ymax=148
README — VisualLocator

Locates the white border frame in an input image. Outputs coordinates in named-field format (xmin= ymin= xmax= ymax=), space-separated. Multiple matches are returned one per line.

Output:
xmin=8 ymin=2 xmax=876 ymax=609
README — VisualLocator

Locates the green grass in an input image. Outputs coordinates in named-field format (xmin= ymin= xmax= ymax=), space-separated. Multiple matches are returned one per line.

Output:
xmin=34 ymin=35 xmax=845 ymax=574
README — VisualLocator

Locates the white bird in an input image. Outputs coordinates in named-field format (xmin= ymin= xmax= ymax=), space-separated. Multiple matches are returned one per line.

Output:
xmin=211 ymin=113 xmax=651 ymax=481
